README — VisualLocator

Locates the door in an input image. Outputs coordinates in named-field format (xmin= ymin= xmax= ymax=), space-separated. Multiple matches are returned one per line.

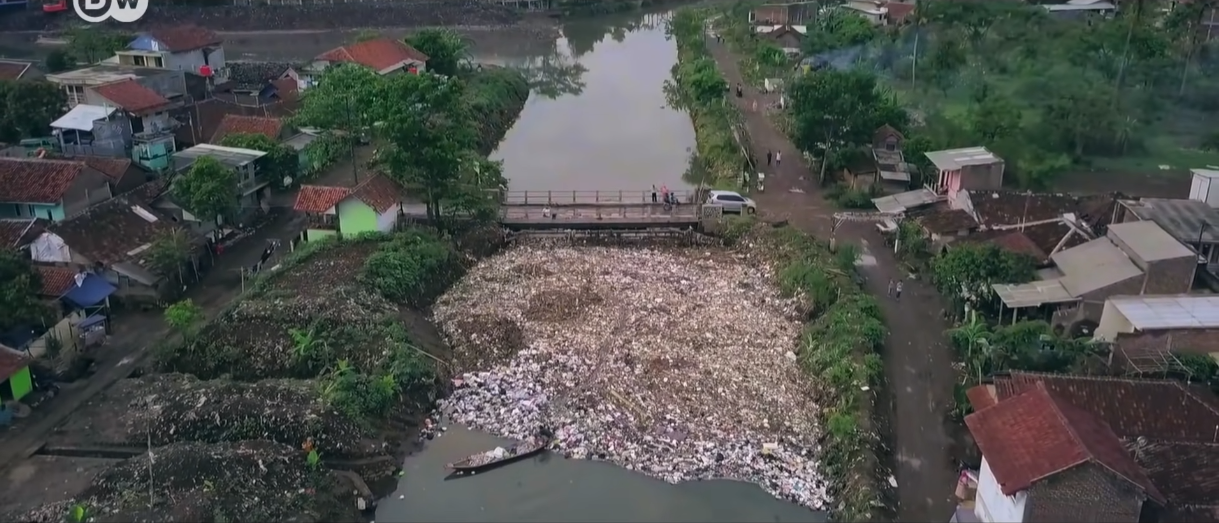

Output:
xmin=716 ymin=194 xmax=746 ymax=212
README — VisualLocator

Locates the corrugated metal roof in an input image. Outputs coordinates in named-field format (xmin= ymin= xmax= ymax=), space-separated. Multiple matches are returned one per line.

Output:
xmin=1120 ymin=199 xmax=1219 ymax=244
xmin=1052 ymin=238 xmax=1143 ymax=296
xmin=1106 ymin=221 xmax=1194 ymax=263
xmin=871 ymin=188 xmax=939 ymax=214
xmin=993 ymin=280 xmax=1077 ymax=308
xmin=1109 ymin=295 xmax=1219 ymax=330
xmin=925 ymin=146 xmax=1000 ymax=171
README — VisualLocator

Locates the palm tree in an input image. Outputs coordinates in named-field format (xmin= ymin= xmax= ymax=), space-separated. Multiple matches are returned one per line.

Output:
xmin=949 ymin=309 xmax=989 ymax=371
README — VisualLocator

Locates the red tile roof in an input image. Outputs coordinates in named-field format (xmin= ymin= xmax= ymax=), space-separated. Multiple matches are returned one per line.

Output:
xmin=0 ymin=347 xmax=30 ymax=382
xmin=80 ymin=157 xmax=132 ymax=183
xmin=966 ymin=382 xmax=1165 ymax=502
xmin=270 ymin=78 xmax=298 ymax=99
xmin=0 ymin=218 xmax=44 ymax=248
xmin=144 ymin=25 xmax=222 ymax=52
xmin=0 ymin=158 xmax=86 ymax=204
xmin=315 ymin=38 xmax=429 ymax=71
xmin=916 ymin=209 xmax=977 ymax=234
xmin=210 ymin=115 xmax=285 ymax=144
xmin=294 ymin=185 xmax=351 ymax=214
xmin=0 ymin=60 xmax=32 ymax=81
xmin=47 ymin=196 xmax=177 ymax=266
xmin=990 ymin=231 xmax=1048 ymax=260
xmin=885 ymin=2 xmax=916 ymax=24
xmin=92 ymin=80 xmax=170 ymax=115
xmin=1136 ymin=440 xmax=1219 ymax=508
xmin=350 ymin=174 xmax=404 ymax=214
xmin=986 ymin=372 xmax=1219 ymax=443
xmin=35 ymin=265 xmax=77 ymax=297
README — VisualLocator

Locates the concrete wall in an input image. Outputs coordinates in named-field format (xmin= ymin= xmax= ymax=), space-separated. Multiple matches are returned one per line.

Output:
xmin=961 ymin=161 xmax=1005 ymax=191
xmin=1114 ymin=328 xmax=1219 ymax=360
xmin=1142 ymin=256 xmax=1197 ymax=295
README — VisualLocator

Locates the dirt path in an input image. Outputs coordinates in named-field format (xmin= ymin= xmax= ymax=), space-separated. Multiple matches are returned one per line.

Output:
xmin=704 ymin=37 xmax=959 ymax=521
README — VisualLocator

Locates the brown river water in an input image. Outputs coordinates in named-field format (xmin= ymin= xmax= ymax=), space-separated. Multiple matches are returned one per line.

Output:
xmin=0 ymin=10 xmax=825 ymax=521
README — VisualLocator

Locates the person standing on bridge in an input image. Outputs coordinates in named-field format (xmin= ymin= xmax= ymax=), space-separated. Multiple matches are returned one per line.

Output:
xmin=652 ymin=185 xmax=658 ymax=203
xmin=660 ymin=184 xmax=669 ymax=204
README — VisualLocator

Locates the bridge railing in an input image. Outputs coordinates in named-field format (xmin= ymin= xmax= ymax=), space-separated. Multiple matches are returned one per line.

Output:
xmin=501 ymin=190 xmax=699 ymax=206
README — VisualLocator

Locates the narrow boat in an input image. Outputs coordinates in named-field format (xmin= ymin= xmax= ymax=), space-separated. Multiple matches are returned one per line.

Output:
xmin=446 ymin=434 xmax=551 ymax=474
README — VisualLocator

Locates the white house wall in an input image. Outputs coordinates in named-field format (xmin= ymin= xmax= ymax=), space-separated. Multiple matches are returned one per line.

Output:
xmin=1094 ymin=301 xmax=1136 ymax=342
xmin=167 ymin=47 xmax=228 ymax=81
xmin=975 ymin=457 xmax=1027 ymax=523
xmin=376 ymin=203 xmax=401 ymax=232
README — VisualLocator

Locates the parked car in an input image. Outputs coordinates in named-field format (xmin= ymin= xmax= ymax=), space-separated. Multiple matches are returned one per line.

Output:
xmin=705 ymin=190 xmax=757 ymax=214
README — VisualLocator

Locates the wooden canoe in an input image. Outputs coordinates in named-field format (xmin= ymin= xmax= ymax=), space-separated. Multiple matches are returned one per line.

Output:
xmin=446 ymin=435 xmax=550 ymax=473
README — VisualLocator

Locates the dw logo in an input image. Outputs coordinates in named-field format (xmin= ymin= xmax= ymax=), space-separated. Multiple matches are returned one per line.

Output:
xmin=74 ymin=0 xmax=148 ymax=23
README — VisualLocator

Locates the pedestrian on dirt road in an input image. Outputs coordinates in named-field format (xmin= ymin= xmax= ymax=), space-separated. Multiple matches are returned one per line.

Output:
xmin=887 ymin=279 xmax=893 ymax=296
xmin=895 ymin=280 xmax=903 ymax=301
xmin=735 ymin=83 xmax=743 ymax=98
xmin=766 ymin=150 xmax=772 ymax=166
xmin=775 ymin=150 xmax=782 ymax=167
xmin=652 ymin=185 xmax=658 ymax=203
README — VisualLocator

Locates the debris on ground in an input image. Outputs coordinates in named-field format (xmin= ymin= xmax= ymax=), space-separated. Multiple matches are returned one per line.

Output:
xmin=50 ymin=374 xmax=386 ymax=460
xmin=434 ymin=243 xmax=828 ymax=509
xmin=4 ymin=441 xmax=362 ymax=523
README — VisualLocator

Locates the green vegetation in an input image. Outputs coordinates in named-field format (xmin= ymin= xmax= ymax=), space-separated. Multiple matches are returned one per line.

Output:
xmin=0 ymin=80 xmax=67 ymax=142
xmin=156 ymin=231 xmax=457 ymax=423
xmin=0 ymin=248 xmax=51 ymax=331
xmin=723 ymin=219 xmax=885 ymax=522
xmin=929 ymin=243 xmax=1036 ymax=316
xmin=667 ymin=9 xmax=750 ymax=187
xmin=64 ymin=26 xmax=132 ymax=64
xmin=172 ymin=156 xmax=238 ymax=224
xmin=163 ymin=299 xmax=203 ymax=335
xmin=462 ymin=66 xmax=531 ymax=154
xmin=301 ymin=132 xmax=353 ymax=179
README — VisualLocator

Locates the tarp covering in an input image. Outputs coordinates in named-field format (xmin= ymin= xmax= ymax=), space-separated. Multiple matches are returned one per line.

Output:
xmin=63 ymin=274 xmax=116 ymax=309
xmin=51 ymin=104 xmax=115 ymax=132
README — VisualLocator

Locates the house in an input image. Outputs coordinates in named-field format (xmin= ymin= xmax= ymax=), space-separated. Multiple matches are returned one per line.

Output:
xmin=293 ymin=174 xmax=406 ymax=241
xmin=45 ymin=65 xmax=187 ymax=110
xmin=217 ymin=61 xmax=299 ymax=107
xmin=1094 ymin=294 xmax=1219 ymax=369
xmin=749 ymin=2 xmax=817 ymax=25
xmin=927 ymin=146 xmax=1005 ymax=198
xmin=209 ymin=114 xmax=288 ymax=144
xmin=870 ymin=124 xmax=911 ymax=191
xmin=117 ymin=25 xmax=228 ymax=83
xmin=0 ymin=346 xmax=33 ymax=402
xmin=991 ymin=220 xmax=1197 ymax=328
xmin=1188 ymin=168 xmax=1219 ymax=208
xmin=757 ymin=25 xmax=806 ymax=54
xmin=1116 ymin=197 xmax=1219 ymax=266
xmin=962 ymin=372 xmax=1219 ymax=522
xmin=49 ymin=89 xmax=178 ymax=172
xmin=78 ymin=156 xmax=144 ymax=195
xmin=0 ymin=158 xmax=113 ymax=221
xmin=914 ymin=209 xmax=979 ymax=242
xmin=300 ymin=38 xmax=429 ymax=89
xmin=173 ymin=144 xmax=271 ymax=220
xmin=842 ymin=0 xmax=891 ymax=25
xmin=29 ymin=193 xmax=184 ymax=303
xmin=0 ymin=218 xmax=45 ymax=249
xmin=884 ymin=1 xmax=917 ymax=25
xmin=0 ymin=59 xmax=38 ymax=81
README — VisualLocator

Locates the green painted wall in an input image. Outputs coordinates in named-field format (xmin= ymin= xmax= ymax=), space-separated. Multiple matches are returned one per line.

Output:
xmin=336 ymin=198 xmax=378 ymax=236
xmin=133 ymin=140 xmax=174 ymax=172
xmin=0 ymin=202 xmax=63 ymax=221
xmin=8 ymin=366 xmax=31 ymax=401
xmin=306 ymin=228 xmax=338 ymax=242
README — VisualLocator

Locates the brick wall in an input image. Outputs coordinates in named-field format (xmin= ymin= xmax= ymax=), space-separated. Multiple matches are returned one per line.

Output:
xmin=1143 ymin=256 xmax=1197 ymax=295
xmin=1025 ymin=463 xmax=1144 ymax=522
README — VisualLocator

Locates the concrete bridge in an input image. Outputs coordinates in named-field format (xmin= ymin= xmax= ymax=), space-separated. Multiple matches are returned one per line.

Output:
xmin=497 ymin=190 xmax=710 ymax=230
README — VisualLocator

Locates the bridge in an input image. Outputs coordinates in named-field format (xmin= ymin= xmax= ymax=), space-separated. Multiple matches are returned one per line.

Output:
xmin=497 ymin=190 xmax=709 ymax=230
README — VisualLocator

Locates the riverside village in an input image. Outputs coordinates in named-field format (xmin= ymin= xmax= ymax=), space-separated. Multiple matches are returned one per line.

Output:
xmin=0 ymin=0 xmax=1218 ymax=522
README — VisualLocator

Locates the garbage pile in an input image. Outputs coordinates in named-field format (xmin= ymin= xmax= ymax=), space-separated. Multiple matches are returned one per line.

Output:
xmin=76 ymin=374 xmax=385 ymax=460
xmin=4 ymin=441 xmax=361 ymax=523
xmin=435 ymin=245 xmax=828 ymax=509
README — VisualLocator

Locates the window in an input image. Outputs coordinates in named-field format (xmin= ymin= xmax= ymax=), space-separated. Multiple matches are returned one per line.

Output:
xmin=152 ymin=56 xmax=164 ymax=68
xmin=133 ymin=55 xmax=147 ymax=66
xmin=718 ymin=195 xmax=745 ymax=203
xmin=885 ymin=136 xmax=898 ymax=151
xmin=27 ymin=204 xmax=35 ymax=217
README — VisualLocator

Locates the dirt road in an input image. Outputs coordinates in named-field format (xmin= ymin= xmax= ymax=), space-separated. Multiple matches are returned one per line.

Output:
xmin=704 ymin=38 xmax=960 ymax=521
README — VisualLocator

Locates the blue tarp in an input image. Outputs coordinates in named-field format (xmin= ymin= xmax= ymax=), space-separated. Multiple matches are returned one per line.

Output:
xmin=63 ymin=274 xmax=116 ymax=309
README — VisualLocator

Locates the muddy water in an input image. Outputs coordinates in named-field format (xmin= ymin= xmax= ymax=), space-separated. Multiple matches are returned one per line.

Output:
xmin=378 ymin=426 xmax=823 ymax=523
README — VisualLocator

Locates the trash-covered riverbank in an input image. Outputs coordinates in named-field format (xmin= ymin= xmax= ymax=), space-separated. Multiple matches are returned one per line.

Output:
xmin=434 ymin=243 xmax=828 ymax=509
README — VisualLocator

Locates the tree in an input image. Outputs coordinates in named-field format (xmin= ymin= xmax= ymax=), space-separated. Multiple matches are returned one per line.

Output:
xmin=145 ymin=229 xmax=193 ymax=283
xmin=64 ymin=27 xmax=133 ymax=64
xmin=788 ymin=69 xmax=908 ymax=181
xmin=351 ymin=29 xmax=382 ymax=43
xmin=968 ymin=90 xmax=1022 ymax=143
xmin=0 ymin=250 xmax=51 ymax=331
xmin=930 ymin=243 xmax=1036 ymax=313
xmin=172 ymin=156 xmax=238 ymax=224
xmin=405 ymin=28 xmax=470 ymax=77
xmin=674 ymin=56 xmax=727 ymax=106
xmin=163 ymin=299 xmax=203 ymax=335
xmin=292 ymin=64 xmax=384 ymax=132
xmin=44 ymin=49 xmax=73 ymax=73
xmin=802 ymin=9 xmax=879 ymax=55
xmin=219 ymin=133 xmax=299 ymax=187
xmin=0 ymin=80 xmax=68 ymax=142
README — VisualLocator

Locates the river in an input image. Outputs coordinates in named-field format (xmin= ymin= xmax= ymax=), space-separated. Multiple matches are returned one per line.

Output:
xmin=1 ymin=11 xmax=820 ymax=520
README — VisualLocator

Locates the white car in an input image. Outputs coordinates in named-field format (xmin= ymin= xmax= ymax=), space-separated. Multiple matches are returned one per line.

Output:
xmin=705 ymin=190 xmax=757 ymax=214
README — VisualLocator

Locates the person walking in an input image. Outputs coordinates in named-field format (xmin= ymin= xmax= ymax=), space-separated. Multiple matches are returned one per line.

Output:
xmin=652 ymin=185 xmax=658 ymax=203
xmin=766 ymin=150 xmax=773 ymax=166
xmin=894 ymin=280 xmax=903 ymax=301
xmin=775 ymin=150 xmax=782 ymax=167
xmin=887 ymin=279 xmax=893 ymax=297
xmin=735 ymin=83 xmax=743 ymax=98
